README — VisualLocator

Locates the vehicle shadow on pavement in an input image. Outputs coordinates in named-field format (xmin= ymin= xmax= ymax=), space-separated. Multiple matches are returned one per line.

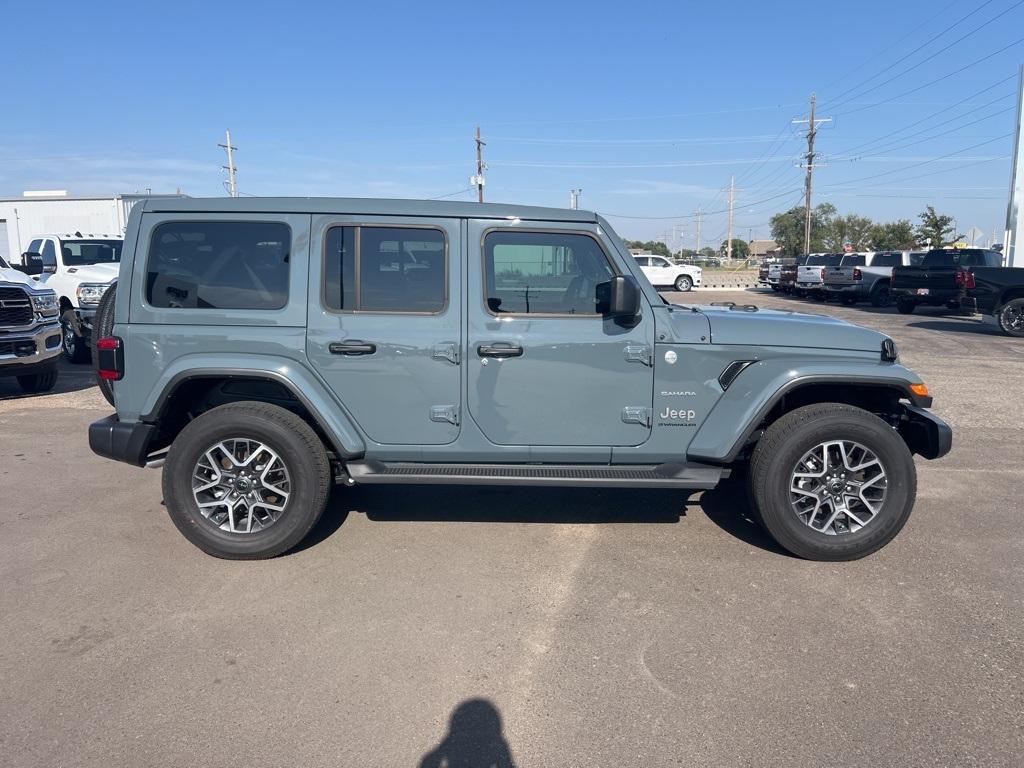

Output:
xmin=907 ymin=319 xmax=997 ymax=336
xmin=352 ymin=484 xmax=689 ymax=525
xmin=0 ymin=360 xmax=98 ymax=401
xmin=696 ymin=476 xmax=794 ymax=557
xmin=419 ymin=698 xmax=517 ymax=768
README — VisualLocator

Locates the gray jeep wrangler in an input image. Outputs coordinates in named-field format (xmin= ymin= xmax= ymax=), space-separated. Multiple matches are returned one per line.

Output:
xmin=88 ymin=197 xmax=951 ymax=561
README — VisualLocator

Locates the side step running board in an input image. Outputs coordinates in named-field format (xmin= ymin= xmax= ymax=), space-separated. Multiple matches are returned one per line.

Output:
xmin=343 ymin=460 xmax=724 ymax=489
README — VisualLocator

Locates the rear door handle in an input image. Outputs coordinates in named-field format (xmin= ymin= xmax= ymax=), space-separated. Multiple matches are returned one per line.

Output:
xmin=329 ymin=341 xmax=377 ymax=356
xmin=477 ymin=343 xmax=523 ymax=359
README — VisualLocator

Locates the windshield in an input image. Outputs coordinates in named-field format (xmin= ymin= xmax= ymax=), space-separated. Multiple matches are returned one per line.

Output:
xmin=61 ymin=240 xmax=123 ymax=266
xmin=840 ymin=254 xmax=866 ymax=266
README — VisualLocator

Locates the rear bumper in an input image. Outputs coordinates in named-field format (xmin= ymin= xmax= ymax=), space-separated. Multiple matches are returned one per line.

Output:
xmin=89 ymin=414 xmax=157 ymax=467
xmin=825 ymin=282 xmax=868 ymax=296
xmin=891 ymin=286 xmax=963 ymax=305
xmin=898 ymin=405 xmax=952 ymax=460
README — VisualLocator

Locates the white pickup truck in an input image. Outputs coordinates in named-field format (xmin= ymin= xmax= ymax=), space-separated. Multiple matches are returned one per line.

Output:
xmin=823 ymin=251 xmax=926 ymax=307
xmin=12 ymin=233 xmax=122 ymax=362
xmin=795 ymin=253 xmax=843 ymax=299
xmin=632 ymin=255 xmax=702 ymax=291
xmin=0 ymin=254 xmax=62 ymax=392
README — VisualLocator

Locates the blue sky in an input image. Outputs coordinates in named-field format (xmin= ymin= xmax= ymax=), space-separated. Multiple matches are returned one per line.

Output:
xmin=3 ymin=0 xmax=1022 ymax=245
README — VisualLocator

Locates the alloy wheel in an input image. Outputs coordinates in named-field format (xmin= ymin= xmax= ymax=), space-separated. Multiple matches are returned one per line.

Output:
xmin=191 ymin=438 xmax=292 ymax=533
xmin=789 ymin=440 xmax=888 ymax=535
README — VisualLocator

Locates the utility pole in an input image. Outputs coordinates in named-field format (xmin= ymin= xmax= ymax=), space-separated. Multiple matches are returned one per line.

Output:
xmin=695 ymin=207 xmax=702 ymax=253
xmin=570 ymin=188 xmax=582 ymax=209
xmin=726 ymin=175 xmax=736 ymax=260
xmin=474 ymin=126 xmax=487 ymax=203
xmin=219 ymin=129 xmax=238 ymax=198
xmin=793 ymin=94 xmax=832 ymax=254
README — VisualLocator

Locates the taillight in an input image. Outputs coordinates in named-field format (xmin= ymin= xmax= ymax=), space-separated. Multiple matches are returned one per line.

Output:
xmin=853 ymin=267 xmax=862 ymax=281
xmin=819 ymin=267 xmax=826 ymax=278
xmin=97 ymin=336 xmax=124 ymax=381
xmin=964 ymin=271 xmax=976 ymax=290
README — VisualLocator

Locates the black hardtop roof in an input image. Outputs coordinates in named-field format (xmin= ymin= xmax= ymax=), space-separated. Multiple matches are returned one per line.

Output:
xmin=139 ymin=196 xmax=599 ymax=223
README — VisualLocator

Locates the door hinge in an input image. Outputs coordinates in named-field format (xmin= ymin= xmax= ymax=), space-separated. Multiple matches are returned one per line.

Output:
xmin=430 ymin=405 xmax=460 ymax=426
xmin=624 ymin=344 xmax=652 ymax=366
xmin=621 ymin=406 xmax=652 ymax=428
xmin=432 ymin=342 xmax=460 ymax=365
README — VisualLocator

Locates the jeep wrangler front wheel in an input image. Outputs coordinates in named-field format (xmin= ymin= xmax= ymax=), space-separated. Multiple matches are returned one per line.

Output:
xmin=162 ymin=402 xmax=331 ymax=559
xmin=749 ymin=403 xmax=916 ymax=561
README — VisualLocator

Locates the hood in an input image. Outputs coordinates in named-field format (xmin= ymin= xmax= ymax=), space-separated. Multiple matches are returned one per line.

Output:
xmin=0 ymin=267 xmax=41 ymax=288
xmin=701 ymin=305 xmax=888 ymax=352
xmin=66 ymin=263 xmax=119 ymax=282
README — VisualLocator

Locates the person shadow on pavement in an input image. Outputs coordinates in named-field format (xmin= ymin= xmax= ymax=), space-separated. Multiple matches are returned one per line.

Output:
xmin=419 ymin=698 xmax=517 ymax=768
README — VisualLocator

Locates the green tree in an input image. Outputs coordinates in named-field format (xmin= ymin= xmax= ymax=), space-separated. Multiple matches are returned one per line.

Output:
xmin=915 ymin=206 xmax=961 ymax=248
xmin=624 ymin=239 xmax=671 ymax=258
xmin=823 ymin=214 xmax=874 ymax=251
xmin=719 ymin=239 xmax=750 ymax=259
xmin=770 ymin=203 xmax=836 ymax=255
xmin=869 ymin=219 xmax=916 ymax=250
xmin=698 ymin=246 xmax=717 ymax=259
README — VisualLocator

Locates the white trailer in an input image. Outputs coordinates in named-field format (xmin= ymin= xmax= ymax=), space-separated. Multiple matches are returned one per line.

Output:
xmin=0 ymin=192 xmax=185 ymax=261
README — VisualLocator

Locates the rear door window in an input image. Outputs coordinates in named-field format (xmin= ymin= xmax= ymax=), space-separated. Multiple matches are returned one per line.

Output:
xmin=841 ymin=254 xmax=866 ymax=267
xmin=323 ymin=226 xmax=446 ymax=313
xmin=146 ymin=221 xmax=291 ymax=309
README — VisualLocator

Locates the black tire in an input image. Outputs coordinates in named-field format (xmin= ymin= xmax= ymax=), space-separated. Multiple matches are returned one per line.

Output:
xmin=813 ymin=290 xmax=827 ymax=301
xmin=92 ymin=285 xmax=117 ymax=406
xmin=61 ymin=309 xmax=90 ymax=363
xmin=895 ymin=298 xmax=916 ymax=315
xmin=997 ymin=298 xmax=1024 ymax=337
xmin=870 ymin=282 xmax=892 ymax=308
xmin=749 ymin=403 xmax=916 ymax=561
xmin=770 ymin=285 xmax=780 ymax=292
xmin=16 ymin=368 xmax=58 ymax=394
xmin=674 ymin=274 xmax=693 ymax=292
xmin=162 ymin=402 xmax=331 ymax=559
xmin=841 ymin=295 xmax=859 ymax=306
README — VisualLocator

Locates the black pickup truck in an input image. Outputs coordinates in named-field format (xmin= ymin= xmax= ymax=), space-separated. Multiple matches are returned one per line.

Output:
xmin=965 ymin=266 xmax=1024 ymax=336
xmin=891 ymin=248 xmax=1002 ymax=315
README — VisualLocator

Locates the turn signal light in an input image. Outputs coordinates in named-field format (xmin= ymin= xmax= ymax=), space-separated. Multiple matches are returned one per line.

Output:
xmin=853 ymin=267 xmax=862 ymax=280
xmin=910 ymin=383 xmax=930 ymax=398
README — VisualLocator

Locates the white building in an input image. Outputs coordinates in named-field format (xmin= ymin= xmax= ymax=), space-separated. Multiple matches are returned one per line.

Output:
xmin=0 ymin=191 xmax=186 ymax=260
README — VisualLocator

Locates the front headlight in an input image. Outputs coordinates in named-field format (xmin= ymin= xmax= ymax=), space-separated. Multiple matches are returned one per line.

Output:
xmin=30 ymin=291 xmax=59 ymax=317
xmin=77 ymin=282 xmax=112 ymax=307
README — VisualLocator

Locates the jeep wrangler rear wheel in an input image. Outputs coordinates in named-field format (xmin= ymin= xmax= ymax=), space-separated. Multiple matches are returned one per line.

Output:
xmin=162 ymin=402 xmax=331 ymax=559
xmin=749 ymin=403 xmax=916 ymax=561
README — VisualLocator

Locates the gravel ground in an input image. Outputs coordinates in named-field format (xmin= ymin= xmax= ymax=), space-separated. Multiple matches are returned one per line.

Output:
xmin=0 ymin=288 xmax=1021 ymax=767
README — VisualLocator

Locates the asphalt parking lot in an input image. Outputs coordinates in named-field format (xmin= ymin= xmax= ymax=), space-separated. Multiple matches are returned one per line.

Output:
xmin=1 ymin=289 xmax=1021 ymax=767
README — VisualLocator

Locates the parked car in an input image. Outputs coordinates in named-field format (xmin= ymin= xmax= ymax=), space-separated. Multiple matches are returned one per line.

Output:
xmin=773 ymin=256 xmax=808 ymax=294
xmin=964 ymin=266 xmax=1024 ymax=336
xmin=766 ymin=262 xmax=783 ymax=290
xmin=796 ymin=254 xmax=844 ymax=299
xmin=11 ymin=233 xmax=122 ymax=362
xmin=0 ymin=253 xmax=62 ymax=393
xmin=823 ymin=251 xmax=926 ymax=307
xmin=757 ymin=264 xmax=770 ymax=287
xmin=891 ymin=247 xmax=1002 ymax=315
xmin=634 ymin=255 xmax=702 ymax=292
xmin=89 ymin=196 xmax=951 ymax=562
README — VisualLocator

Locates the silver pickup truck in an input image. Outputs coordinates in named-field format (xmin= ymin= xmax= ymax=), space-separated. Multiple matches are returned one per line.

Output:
xmin=795 ymin=253 xmax=843 ymax=299
xmin=824 ymin=251 xmax=925 ymax=307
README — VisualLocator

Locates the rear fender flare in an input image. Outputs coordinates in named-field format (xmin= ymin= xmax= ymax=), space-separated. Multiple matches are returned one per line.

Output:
xmin=139 ymin=354 xmax=365 ymax=459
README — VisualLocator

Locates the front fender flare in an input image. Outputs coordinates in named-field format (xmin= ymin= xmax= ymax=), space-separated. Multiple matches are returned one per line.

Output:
xmin=686 ymin=359 xmax=928 ymax=463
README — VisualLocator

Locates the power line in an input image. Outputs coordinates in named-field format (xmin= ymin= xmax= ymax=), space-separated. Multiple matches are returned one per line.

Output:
xmin=598 ymin=186 xmax=802 ymax=221
xmin=429 ymin=187 xmax=474 ymax=200
xmin=833 ymin=36 xmax=1024 ymax=117
xmin=822 ymin=0 xmax=1008 ymax=110
xmin=824 ymin=134 xmax=1012 ymax=186
xmin=831 ymin=75 xmax=1016 ymax=156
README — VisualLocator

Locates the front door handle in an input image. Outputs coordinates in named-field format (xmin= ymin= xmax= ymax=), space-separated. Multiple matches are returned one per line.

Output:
xmin=329 ymin=341 xmax=377 ymax=356
xmin=477 ymin=343 xmax=523 ymax=359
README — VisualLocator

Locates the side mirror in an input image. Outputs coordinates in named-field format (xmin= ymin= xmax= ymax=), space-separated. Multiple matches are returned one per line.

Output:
xmin=604 ymin=275 xmax=641 ymax=320
xmin=17 ymin=252 xmax=44 ymax=276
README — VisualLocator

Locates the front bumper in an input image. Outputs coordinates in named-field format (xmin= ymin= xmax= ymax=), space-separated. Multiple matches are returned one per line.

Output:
xmin=89 ymin=414 xmax=157 ymax=467
xmin=898 ymin=405 xmax=952 ymax=460
xmin=0 ymin=319 xmax=62 ymax=377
